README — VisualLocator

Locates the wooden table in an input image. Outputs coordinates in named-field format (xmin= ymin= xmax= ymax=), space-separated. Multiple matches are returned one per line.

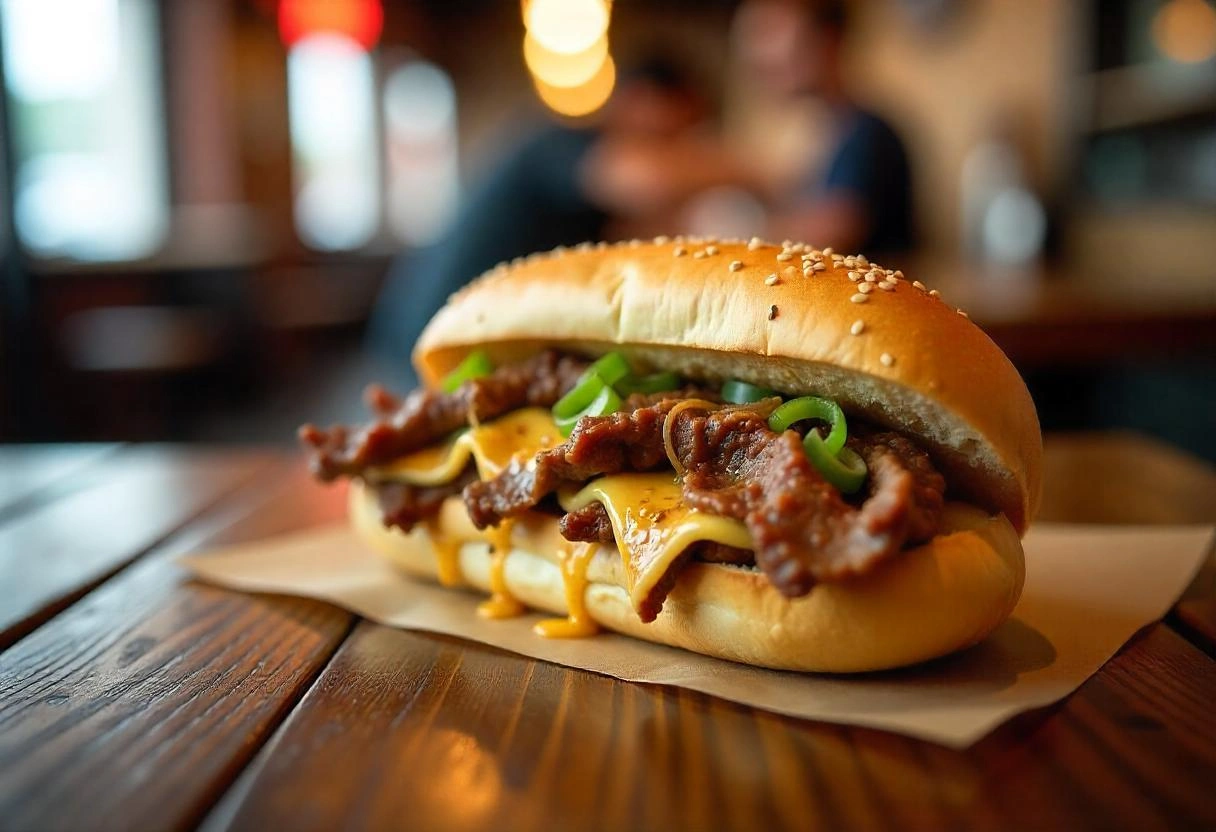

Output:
xmin=0 ymin=435 xmax=1213 ymax=831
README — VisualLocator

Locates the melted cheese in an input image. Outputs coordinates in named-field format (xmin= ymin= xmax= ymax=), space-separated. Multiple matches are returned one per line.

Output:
xmin=373 ymin=408 xmax=561 ymax=486
xmin=426 ymin=519 xmax=464 ymax=587
xmin=534 ymin=543 xmax=600 ymax=638
xmin=561 ymin=473 xmax=752 ymax=616
xmin=477 ymin=520 xmax=525 ymax=619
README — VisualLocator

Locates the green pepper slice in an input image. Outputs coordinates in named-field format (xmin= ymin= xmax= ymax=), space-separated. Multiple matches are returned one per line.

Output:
xmin=555 ymin=384 xmax=622 ymax=436
xmin=767 ymin=396 xmax=847 ymax=455
xmin=441 ymin=350 xmax=493 ymax=393
xmin=721 ymin=378 xmax=776 ymax=404
xmin=616 ymin=370 xmax=681 ymax=396
xmin=803 ymin=433 xmax=867 ymax=494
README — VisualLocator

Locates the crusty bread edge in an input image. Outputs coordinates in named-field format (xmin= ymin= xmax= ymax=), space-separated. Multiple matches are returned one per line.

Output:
xmin=351 ymin=483 xmax=1025 ymax=673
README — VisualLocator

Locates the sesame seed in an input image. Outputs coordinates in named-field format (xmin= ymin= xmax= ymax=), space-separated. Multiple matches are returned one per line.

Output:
xmin=673 ymin=246 xmax=687 ymax=257
xmin=850 ymin=319 xmax=865 ymax=335
xmin=858 ymin=282 xmax=874 ymax=294
xmin=781 ymin=239 xmax=793 ymax=248
xmin=844 ymin=258 xmax=857 ymax=268
xmin=880 ymin=353 xmax=895 ymax=367
xmin=812 ymin=262 xmax=826 ymax=272
xmin=776 ymin=252 xmax=792 ymax=262
xmin=850 ymin=293 xmax=869 ymax=304
xmin=957 ymin=308 xmax=969 ymax=318
xmin=576 ymin=242 xmax=593 ymax=252
xmin=822 ymin=247 xmax=834 ymax=256
xmin=847 ymin=271 xmax=859 ymax=281
xmin=768 ymin=304 xmax=779 ymax=320
xmin=856 ymin=255 xmax=869 ymax=266
xmin=912 ymin=280 xmax=926 ymax=291
xmin=879 ymin=280 xmax=897 ymax=291
xmin=729 ymin=259 xmax=744 ymax=272
xmin=894 ymin=270 xmax=904 ymax=279
xmin=628 ymin=238 xmax=642 ymax=247
xmin=747 ymin=236 xmax=763 ymax=250
xmin=654 ymin=235 xmax=670 ymax=244
xmin=693 ymin=250 xmax=707 ymax=259
xmin=705 ymin=245 xmax=719 ymax=256
xmin=765 ymin=273 xmax=780 ymax=285
xmin=864 ymin=272 xmax=879 ymax=283
xmin=929 ymin=289 xmax=941 ymax=298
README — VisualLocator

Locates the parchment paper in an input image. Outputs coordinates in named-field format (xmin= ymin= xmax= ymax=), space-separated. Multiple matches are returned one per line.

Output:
xmin=181 ymin=523 xmax=1212 ymax=748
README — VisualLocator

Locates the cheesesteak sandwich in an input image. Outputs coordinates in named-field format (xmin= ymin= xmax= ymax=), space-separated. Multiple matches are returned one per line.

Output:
xmin=300 ymin=238 xmax=1041 ymax=672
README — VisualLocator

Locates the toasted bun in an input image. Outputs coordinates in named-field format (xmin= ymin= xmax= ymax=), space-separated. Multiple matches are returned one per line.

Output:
xmin=351 ymin=482 xmax=1025 ymax=673
xmin=414 ymin=239 xmax=1041 ymax=533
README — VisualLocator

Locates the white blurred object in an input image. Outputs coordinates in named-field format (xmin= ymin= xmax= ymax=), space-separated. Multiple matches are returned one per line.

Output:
xmin=287 ymin=33 xmax=380 ymax=251
xmin=384 ymin=60 xmax=460 ymax=247
xmin=960 ymin=128 xmax=1046 ymax=268
xmin=1 ymin=0 xmax=167 ymax=261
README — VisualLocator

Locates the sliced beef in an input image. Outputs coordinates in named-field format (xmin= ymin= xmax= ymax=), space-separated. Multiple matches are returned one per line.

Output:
xmin=299 ymin=351 xmax=588 ymax=481
xmin=466 ymin=399 xmax=946 ymax=614
xmin=559 ymin=502 xmax=615 ymax=544
xmin=463 ymin=397 xmax=780 ymax=528
xmin=377 ymin=466 xmax=479 ymax=533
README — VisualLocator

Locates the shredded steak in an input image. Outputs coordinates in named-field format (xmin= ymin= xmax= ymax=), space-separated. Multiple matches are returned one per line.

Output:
xmin=467 ymin=399 xmax=946 ymax=614
xmin=299 ymin=351 xmax=588 ymax=481
xmin=377 ymin=467 xmax=479 ymax=533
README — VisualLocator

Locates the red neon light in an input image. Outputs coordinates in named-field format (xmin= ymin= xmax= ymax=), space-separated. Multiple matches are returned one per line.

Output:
xmin=278 ymin=0 xmax=384 ymax=50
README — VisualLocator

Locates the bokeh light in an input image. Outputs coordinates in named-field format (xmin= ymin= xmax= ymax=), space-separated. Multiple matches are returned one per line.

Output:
xmin=522 ymin=0 xmax=613 ymax=117
xmin=532 ymin=54 xmax=615 ymax=118
xmin=523 ymin=0 xmax=609 ymax=55
xmin=1152 ymin=0 xmax=1216 ymax=64
xmin=524 ymin=31 xmax=608 ymax=88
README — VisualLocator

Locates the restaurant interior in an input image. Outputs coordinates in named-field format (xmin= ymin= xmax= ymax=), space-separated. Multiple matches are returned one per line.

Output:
xmin=0 ymin=0 xmax=1213 ymax=460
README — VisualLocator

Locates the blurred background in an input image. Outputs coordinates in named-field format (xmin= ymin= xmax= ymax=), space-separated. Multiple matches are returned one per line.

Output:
xmin=0 ymin=0 xmax=1212 ymax=458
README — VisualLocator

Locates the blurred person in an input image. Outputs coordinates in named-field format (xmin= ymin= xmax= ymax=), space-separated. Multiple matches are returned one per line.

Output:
xmin=368 ymin=56 xmax=710 ymax=375
xmin=582 ymin=0 xmax=914 ymax=256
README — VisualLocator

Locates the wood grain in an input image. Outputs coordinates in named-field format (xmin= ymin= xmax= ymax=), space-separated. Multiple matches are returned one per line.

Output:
xmin=206 ymin=623 xmax=1216 ymax=832
xmin=0 ymin=445 xmax=271 ymax=647
xmin=0 ymin=462 xmax=354 ymax=832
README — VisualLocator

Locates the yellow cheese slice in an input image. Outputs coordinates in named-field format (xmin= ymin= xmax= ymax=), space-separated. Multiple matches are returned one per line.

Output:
xmin=561 ymin=473 xmax=752 ymax=616
xmin=371 ymin=407 xmax=561 ymax=486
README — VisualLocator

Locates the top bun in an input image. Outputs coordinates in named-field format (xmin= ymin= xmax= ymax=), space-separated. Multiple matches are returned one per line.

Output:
xmin=414 ymin=238 xmax=1041 ymax=533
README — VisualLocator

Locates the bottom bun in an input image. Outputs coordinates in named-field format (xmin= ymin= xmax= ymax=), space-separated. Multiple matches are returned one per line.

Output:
xmin=350 ymin=482 xmax=1025 ymax=672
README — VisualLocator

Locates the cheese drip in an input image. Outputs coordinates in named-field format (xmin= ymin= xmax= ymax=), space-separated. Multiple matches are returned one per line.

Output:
xmin=477 ymin=520 xmax=525 ymax=619
xmin=534 ymin=543 xmax=600 ymax=638
xmin=561 ymin=473 xmax=752 ymax=617
xmin=425 ymin=519 xmax=464 ymax=587
xmin=372 ymin=408 xmax=561 ymax=485
xmin=373 ymin=408 xmax=561 ymax=618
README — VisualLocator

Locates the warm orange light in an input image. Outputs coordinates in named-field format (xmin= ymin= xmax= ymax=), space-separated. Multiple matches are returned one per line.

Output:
xmin=523 ymin=31 xmax=608 ymax=88
xmin=532 ymin=54 xmax=615 ymax=117
xmin=1152 ymin=0 xmax=1216 ymax=63
xmin=278 ymin=0 xmax=383 ymax=50
xmin=523 ymin=0 xmax=609 ymax=56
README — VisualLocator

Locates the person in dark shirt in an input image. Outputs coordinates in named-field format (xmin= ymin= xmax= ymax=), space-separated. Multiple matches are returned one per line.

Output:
xmin=580 ymin=0 xmax=915 ymax=256
xmin=734 ymin=0 xmax=915 ymax=255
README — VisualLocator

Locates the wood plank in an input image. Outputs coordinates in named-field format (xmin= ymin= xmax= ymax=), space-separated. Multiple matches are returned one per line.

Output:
xmin=0 ymin=461 xmax=355 ymax=832
xmin=206 ymin=622 xmax=1216 ymax=832
xmin=0 ymin=443 xmax=119 ymax=517
xmin=0 ymin=446 xmax=273 ymax=647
